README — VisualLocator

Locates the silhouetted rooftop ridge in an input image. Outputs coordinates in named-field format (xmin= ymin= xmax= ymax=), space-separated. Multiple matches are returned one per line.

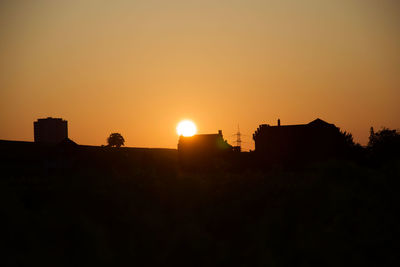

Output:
xmin=259 ymin=118 xmax=334 ymax=128
xmin=308 ymin=118 xmax=334 ymax=126
xmin=180 ymin=130 xmax=224 ymax=139
xmin=35 ymin=117 xmax=67 ymax=122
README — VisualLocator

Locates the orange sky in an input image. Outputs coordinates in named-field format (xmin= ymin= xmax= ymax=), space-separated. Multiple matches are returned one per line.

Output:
xmin=1 ymin=0 xmax=399 ymax=150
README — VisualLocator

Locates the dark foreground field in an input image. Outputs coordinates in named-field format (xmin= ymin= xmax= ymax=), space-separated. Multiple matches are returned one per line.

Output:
xmin=1 ymin=140 xmax=398 ymax=266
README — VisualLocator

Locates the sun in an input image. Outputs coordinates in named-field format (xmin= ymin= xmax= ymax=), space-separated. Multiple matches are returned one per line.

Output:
xmin=177 ymin=120 xmax=197 ymax=137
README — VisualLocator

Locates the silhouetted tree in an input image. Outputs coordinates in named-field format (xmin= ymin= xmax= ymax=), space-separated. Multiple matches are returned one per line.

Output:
xmin=368 ymin=127 xmax=399 ymax=148
xmin=340 ymin=130 xmax=355 ymax=147
xmin=107 ymin=133 xmax=125 ymax=148
xmin=368 ymin=127 xmax=400 ymax=160
xmin=337 ymin=130 xmax=365 ymax=160
xmin=369 ymin=127 xmax=375 ymax=144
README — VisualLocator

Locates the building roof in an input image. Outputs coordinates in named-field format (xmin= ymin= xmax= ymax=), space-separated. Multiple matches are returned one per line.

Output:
xmin=307 ymin=118 xmax=335 ymax=127
xmin=253 ymin=118 xmax=338 ymax=140
xmin=257 ymin=118 xmax=334 ymax=129
xmin=178 ymin=131 xmax=232 ymax=152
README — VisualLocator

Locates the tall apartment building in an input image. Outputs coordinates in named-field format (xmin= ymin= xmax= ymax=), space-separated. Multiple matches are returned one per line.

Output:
xmin=34 ymin=117 xmax=68 ymax=144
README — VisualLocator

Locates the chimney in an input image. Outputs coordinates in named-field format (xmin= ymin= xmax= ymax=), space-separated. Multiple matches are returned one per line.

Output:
xmin=218 ymin=130 xmax=222 ymax=136
xmin=278 ymin=119 xmax=281 ymax=126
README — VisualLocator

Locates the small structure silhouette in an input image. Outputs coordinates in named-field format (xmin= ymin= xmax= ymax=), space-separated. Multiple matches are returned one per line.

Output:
xmin=34 ymin=117 xmax=68 ymax=144
xmin=178 ymin=130 xmax=232 ymax=154
xmin=253 ymin=118 xmax=346 ymax=163
xmin=178 ymin=130 xmax=232 ymax=167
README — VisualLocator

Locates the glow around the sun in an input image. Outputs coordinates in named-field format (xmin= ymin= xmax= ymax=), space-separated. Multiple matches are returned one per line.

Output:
xmin=176 ymin=120 xmax=197 ymax=137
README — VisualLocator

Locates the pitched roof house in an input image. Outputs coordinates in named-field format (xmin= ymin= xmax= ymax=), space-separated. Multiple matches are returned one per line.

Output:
xmin=253 ymin=118 xmax=345 ymax=162
xmin=178 ymin=130 xmax=232 ymax=156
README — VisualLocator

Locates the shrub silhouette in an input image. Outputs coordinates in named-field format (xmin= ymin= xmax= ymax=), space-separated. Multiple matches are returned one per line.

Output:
xmin=368 ymin=127 xmax=400 ymax=160
xmin=340 ymin=130 xmax=356 ymax=147
xmin=107 ymin=133 xmax=125 ymax=148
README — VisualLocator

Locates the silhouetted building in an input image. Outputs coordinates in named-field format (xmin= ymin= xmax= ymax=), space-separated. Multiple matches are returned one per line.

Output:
xmin=178 ymin=130 xmax=232 ymax=163
xmin=34 ymin=117 xmax=68 ymax=144
xmin=253 ymin=118 xmax=345 ymax=163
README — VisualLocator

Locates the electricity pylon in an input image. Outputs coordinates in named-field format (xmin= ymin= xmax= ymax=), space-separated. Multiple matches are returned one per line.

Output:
xmin=233 ymin=124 xmax=242 ymax=151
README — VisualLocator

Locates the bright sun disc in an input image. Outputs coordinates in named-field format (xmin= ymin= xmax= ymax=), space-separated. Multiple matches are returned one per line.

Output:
xmin=177 ymin=120 xmax=197 ymax=137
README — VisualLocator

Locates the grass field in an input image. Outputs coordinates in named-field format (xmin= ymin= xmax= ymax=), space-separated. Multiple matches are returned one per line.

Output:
xmin=1 ymin=140 xmax=398 ymax=266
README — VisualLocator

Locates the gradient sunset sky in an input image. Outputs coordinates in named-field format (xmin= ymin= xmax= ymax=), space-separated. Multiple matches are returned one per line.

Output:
xmin=1 ymin=0 xmax=399 ymax=150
